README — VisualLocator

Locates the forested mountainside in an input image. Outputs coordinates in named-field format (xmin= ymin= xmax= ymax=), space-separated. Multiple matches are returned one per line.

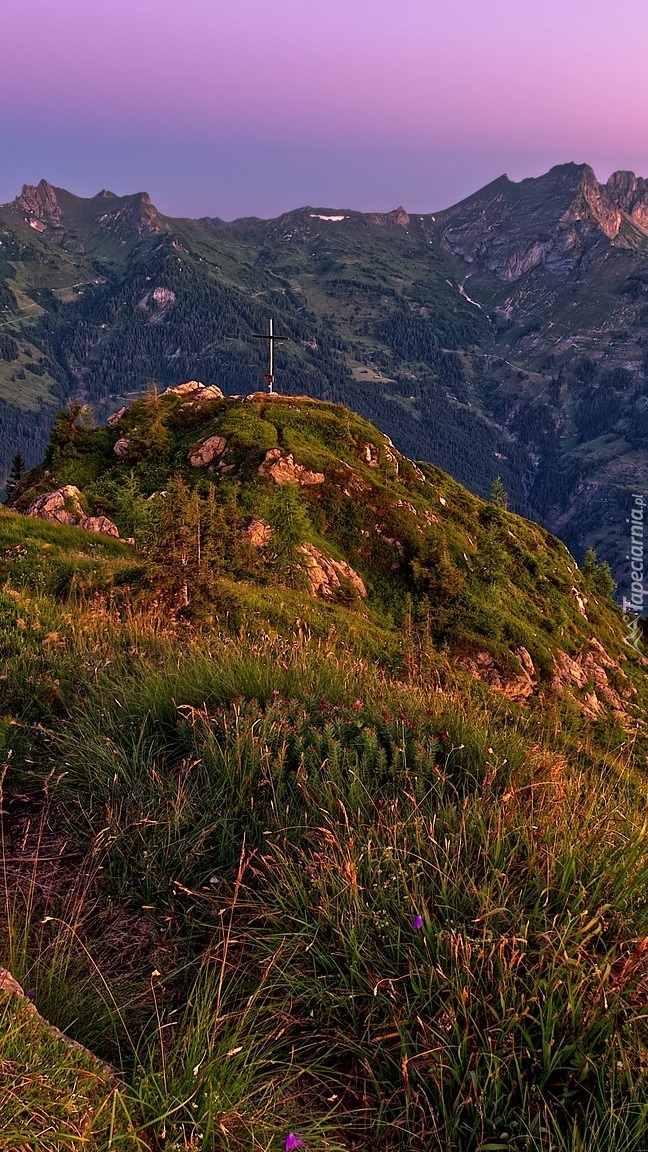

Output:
xmin=1 ymin=162 xmax=648 ymax=590
xmin=1 ymin=391 xmax=647 ymax=1149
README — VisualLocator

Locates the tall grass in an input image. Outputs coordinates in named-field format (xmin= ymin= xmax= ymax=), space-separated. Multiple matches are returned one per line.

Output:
xmin=33 ymin=642 xmax=648 ymax=1150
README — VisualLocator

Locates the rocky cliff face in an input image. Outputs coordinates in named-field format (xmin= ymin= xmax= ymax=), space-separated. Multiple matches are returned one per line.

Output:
xmin=15 ymin=179 xmax=62 ymax=230
xmin=437 ymin=163 xmax=645 ymax=282
xmin=606 ymin=170 xmax=648 ymax=232
xmin=95 ymin=191 xmax=169 ymax=239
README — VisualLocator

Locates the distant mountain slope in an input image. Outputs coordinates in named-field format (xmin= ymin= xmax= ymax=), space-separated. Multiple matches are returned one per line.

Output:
xmin=1 ymin=166 xmax=647 ymax=591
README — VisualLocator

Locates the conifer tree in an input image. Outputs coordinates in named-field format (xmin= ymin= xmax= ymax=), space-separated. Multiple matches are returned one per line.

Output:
xmin=199 ymin=484 xmax=227 ymax=592
xmin=45 ymin=402 xmax=93 ymax=467
xmin=262 ymin=483 xmax=310 ymax=587
xmin=128 ymin=386 xmax=171 ymax=461
xmin=149 ymin=477 xmax=200 ymax=605
xmin=490 ymin=475 xmax=508 ymax=508
xmin=5 ymin=453 xmax=25 ymax=502
xmin=582 ymin=547 xmax=617 ymax=600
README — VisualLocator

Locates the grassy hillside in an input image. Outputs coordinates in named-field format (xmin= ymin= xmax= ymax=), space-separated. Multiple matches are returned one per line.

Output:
xmin=1 ymin=397 xmax=647 ymax=1149
xmin=8 ymin=390 xmax=632 ymax=681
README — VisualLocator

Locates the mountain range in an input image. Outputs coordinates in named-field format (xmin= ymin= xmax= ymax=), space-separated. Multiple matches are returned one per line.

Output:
xmin=1 ymin=161 xmax=647 ymax=588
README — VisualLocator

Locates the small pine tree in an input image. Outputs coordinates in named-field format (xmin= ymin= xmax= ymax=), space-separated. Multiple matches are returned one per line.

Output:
xmin=490 ymin=476 xmax=508 ymax=508
xmin=5 ymin=453 xmax=25 ymax=502
xmin=475 ymin=525 xmax=508 ymax=586
xmin=148 ymin=477 xmax=200 ymax=605
xmin=112 ymin=470 xmax=153 ymax=541
xmin=582 ymin=548 xmax=617 ymax=600
xmin=262 ymin=483 xmax=310 ymax=587
xmin=128 ymin=387 xmax=171 ymax=461
xmin=199 ymin=484 xmax=227 ymax=592
xmin=44 ymin=402 xmax=93 ymax=468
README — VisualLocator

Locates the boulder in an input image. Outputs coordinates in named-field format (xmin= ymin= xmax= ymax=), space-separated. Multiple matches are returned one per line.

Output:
xmin=107 ymin=406 xmax=126 ymax=428
xmin=26 ymin=486 xmax=120 ymax=539
xmin=258 ymin=448 xmax=324 ymax=486
xmin=189 ymin=435 xmax=227 ymax=467
xmin=298 ymin=543 xmax=366 ymax=601
xmin=246 ymin=519 xmax=273 ymax=548
xmin=79 ymin=515 xmax=120 ymax=538
xmin=162 ymin=381 xmax=224 ymax=402
xmin=26 ymin=485 xmax=85 ymax=526
xmin=113 ymin=437 xmax=130 ymax=457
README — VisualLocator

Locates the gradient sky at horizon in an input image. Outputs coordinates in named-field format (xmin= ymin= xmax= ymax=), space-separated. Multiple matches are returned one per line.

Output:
xmin=3 ymin=0 xmax=648 ymax=219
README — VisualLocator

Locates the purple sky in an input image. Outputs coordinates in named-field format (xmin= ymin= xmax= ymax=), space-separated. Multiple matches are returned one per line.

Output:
xmin=3 ymin=0 xmax=648 ymax=219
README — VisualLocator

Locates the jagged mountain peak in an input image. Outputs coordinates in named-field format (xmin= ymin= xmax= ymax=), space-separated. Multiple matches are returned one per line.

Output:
xmin=605 ymin=170 xmax=648 ymax=231
xmin=5 ymin=179 xmax=167 ymax=239
xmin=436 ymin=159 xmax=647 ymax=281
xmin=14 ymin=179 xmax=63 ymax=229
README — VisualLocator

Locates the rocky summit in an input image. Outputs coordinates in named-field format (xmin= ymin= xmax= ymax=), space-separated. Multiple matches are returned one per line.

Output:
xmin=8 ymin=387 xmax=643 ymax=725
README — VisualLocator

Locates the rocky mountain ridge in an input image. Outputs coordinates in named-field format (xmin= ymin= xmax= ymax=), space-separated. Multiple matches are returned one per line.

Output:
xmin=10 ymin=178 xmax=168 ymax=238
xmin=436 ymin=163 xmax=648 ymax=281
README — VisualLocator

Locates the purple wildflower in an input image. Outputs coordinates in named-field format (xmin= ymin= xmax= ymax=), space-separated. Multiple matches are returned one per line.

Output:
xmin=285 ymin=1135 xmax=306 ymax=1150
xmin=25 ymin=988 xmax=36 ymax=1001
xmin=413 ymin=915 xmax=423 ymax=931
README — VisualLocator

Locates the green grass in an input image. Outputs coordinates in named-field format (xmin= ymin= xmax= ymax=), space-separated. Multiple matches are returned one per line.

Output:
xmin=0 ymin=992 xmax=144 ymax=1150
xmin=1 ymin=399 xmax=647 ymax=1148
xmin=1 ymin=609 xmax=647 ymax=1149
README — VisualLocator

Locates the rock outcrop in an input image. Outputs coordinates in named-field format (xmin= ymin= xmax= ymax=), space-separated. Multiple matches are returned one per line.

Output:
xmin=550 ymin=637 xmax=634 ymax=719
xmin=298 ymin=543 xmax=367 ymax=602
xmin=458 ymin=647 xmax=537 ymax=703
xmin=15 ymin=179 xmax=62 ymax=229
xmin=459 ymin=636 xmax=635 ymax=721
xmin=26 ymin=486 xmax=120 ymax=538
xmin=189 ymin=435 xmax=227 ymax=467
xmin=107 ymin=406 xmax=126 ymax=428
xmin=27 ymin=485 xmax=85 ymax=526
xmin=162 ymin=381 xmax=224 ymax=404
xmin=437 ymin=163 xmax=646 ymax=283
xmin=258 ymin=449 xmax=325 ymax=486
xmin=245 ymin=519 xmax=273 ymax=548
xmin=606 ymin=170 xmax=648 ymax=233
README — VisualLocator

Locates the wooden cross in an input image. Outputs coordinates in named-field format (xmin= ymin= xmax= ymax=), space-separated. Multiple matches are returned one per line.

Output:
xmin=252 ymin=317 xmax=289 ymax=393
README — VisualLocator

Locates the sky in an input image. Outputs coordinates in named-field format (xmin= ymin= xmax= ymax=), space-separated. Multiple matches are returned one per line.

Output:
xmin=3 ymin=0 xmax=648 ymax=220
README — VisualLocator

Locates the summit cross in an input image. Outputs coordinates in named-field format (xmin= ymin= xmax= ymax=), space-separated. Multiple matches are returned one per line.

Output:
xmin=252 ymin=317 xmax=289 ymax=393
